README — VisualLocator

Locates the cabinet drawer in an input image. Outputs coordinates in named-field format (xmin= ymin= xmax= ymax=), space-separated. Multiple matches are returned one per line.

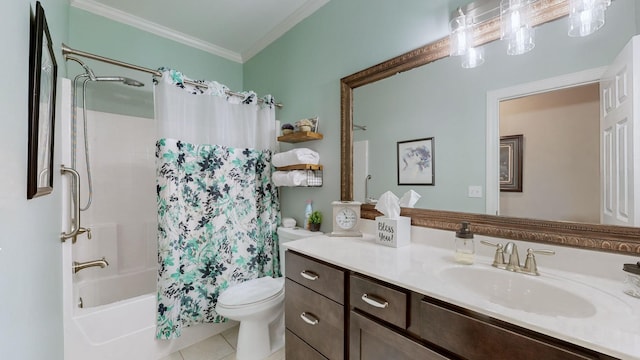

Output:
xmin=286 ymin=329 xmax=328 ymax=360
xmin=285 ymin=279 xmax=344 ymax=360
xmin=286 ymin=251 xmax=345 ymax=304
xmin=420 ymin=298 xmax=598 ymax=360
xmin=350 ymin=311 xmax=450 ymax=360
xmin=350 ymin=274 xmax=408 ymax=329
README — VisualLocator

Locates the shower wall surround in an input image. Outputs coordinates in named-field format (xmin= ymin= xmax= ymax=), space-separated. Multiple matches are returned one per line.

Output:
xmin=73 ymin=109 xmax=157 ymax=283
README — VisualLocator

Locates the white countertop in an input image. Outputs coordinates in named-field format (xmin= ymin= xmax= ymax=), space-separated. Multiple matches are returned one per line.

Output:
xmin=283 ymin=231 xmax=640 ymax=359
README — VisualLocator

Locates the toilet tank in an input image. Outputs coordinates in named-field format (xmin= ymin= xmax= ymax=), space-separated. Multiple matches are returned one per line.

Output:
xmin=277 ymin=227 xmax=317 ymax=275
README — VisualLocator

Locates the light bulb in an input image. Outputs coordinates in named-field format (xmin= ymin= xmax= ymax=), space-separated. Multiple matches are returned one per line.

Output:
xmin=568 ymin=0 xmax=607 ymax=37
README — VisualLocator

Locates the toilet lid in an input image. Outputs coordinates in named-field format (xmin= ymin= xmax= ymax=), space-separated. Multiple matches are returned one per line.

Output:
xmin=218 ymin=277 xmax=284 ymax=307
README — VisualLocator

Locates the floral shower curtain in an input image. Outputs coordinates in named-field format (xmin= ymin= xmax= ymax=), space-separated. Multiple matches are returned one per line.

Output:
xmin=154 ymin=70 xmax=280 ymax=339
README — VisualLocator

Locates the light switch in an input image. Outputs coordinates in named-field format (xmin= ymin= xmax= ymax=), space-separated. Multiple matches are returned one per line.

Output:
xmin=468 ymin=186 xmax=483 ymax=198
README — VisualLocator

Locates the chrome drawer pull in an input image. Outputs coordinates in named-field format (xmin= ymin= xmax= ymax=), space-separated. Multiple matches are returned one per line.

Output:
xmin=362 ymin=293 xmax=389 ymax=309
xmin=300 ymin=312 xmax=319 ymax=325
xmin=300 ymin=270 xmax=319 ymax=281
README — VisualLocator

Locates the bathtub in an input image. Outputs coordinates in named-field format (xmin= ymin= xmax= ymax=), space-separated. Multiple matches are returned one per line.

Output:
xmin=64 ymin=267 xmax=237 ymax=360
xmin=60 ymin=80 xmax=236 ymax=360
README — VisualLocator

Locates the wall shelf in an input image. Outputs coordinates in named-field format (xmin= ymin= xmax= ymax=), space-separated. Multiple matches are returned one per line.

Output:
xmin=274 ymin=164 xmax=323 ymax=187
xmin=277 ymin=131 xmax=323 ymax=143
xmin=276 ymin=164 xmax=323 ymax=171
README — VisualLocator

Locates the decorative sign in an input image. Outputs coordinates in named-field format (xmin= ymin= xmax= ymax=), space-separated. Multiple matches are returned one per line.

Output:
xmin=375 ymin=216 xmax=410 ymax=248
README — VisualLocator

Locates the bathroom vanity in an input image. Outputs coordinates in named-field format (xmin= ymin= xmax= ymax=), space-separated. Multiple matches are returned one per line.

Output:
xmin=283 ymin=228 xmax=640 ymax=360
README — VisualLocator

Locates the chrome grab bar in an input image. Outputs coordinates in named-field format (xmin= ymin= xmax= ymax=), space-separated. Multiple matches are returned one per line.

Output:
xmin=60 ymin=166 xmax=80 ymax=242
xmin=60 ymin=166 xmax=91 ymax=243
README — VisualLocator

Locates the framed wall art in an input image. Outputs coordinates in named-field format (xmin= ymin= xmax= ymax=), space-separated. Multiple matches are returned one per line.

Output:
xmin=397 ymin=137 xmax=434 ymax=185
xmin=27 ymin=1 xmax=57 ymax=199
xmin=500 ymin=134 xmax=523 ymax=192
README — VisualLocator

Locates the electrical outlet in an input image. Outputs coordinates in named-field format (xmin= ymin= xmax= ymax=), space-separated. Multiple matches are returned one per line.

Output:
xmin=468 ymin=186 xmax=483 ymax=198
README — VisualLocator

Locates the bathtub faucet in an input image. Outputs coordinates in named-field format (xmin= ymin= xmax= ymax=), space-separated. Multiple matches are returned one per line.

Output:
xmin=73 ymin=257 xmax=109 ymax=274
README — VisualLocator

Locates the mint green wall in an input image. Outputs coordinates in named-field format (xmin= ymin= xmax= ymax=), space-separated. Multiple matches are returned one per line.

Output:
xmin=245 ymin=0 xmax=637 ymax=223
xmin=0 ymin=1 xmax=68 ymax=359
xmin=68 ymin=7 xmax=243 ymax=118
xmin=244 ymin=0 xmax=459 ymax=225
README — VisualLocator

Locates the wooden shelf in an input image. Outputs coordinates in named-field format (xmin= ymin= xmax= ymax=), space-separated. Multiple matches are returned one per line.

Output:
xmin=276 ymin=164 xmax=323 ymax=171
xmin=277 ymin=131 xmax=323 ymax=143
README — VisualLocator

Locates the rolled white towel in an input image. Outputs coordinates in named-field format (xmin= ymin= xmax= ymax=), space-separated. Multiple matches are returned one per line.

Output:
xmin=272 ymin=148 xmax=319 ymax=167
xmin=272 ymin=171 xmax=308 ymax=187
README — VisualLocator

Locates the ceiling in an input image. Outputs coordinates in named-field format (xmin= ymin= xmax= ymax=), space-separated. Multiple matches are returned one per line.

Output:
xmin=70 ymin=0 xmax=330 ymax=63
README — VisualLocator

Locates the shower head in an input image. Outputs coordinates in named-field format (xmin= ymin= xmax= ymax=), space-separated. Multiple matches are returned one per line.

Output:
xmin=93 ymin=76 xmax=145 ymax=87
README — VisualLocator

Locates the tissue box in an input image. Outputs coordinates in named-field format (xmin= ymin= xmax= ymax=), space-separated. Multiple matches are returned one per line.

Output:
xmin=375 ymin=216 xmax=411 ymax=248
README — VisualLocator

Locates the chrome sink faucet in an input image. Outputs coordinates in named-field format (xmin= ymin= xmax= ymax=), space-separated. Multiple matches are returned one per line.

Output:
xmin=504 ymin=242 xmax=521 ymax=272
xmin=481 ymin=241 xmax=555 ymax=276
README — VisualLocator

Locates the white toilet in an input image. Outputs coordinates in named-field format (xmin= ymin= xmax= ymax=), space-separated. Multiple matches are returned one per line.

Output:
xmin=215 ymin=227 xmax=316 ymax=360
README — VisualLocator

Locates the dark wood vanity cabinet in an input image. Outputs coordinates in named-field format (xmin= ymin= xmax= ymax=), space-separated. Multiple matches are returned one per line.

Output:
xmin=349 ymin=310 xmax=449 ymax=360
xmin=285 ymin=251 xmax=617 ymax=360
xmin=348 ymin=274 xmax=451 ymax=360
xmin=419 ymin=296 xmax=616 ymax=360
xmin=285 ymin=251 xmax=346 ymax=360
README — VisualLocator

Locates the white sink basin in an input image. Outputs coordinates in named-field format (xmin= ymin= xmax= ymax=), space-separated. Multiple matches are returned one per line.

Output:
xmin=439 ymin=266 xmax=597 ymax=318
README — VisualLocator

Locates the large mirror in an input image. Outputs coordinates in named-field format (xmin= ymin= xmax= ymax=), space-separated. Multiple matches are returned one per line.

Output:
xmin=341 ymin=0 xmax=640 ymax=254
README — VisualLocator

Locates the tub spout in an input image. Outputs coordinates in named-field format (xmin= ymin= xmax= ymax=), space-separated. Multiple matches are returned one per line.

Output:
xmin=73 ymin=257 xmax=109 ymax=273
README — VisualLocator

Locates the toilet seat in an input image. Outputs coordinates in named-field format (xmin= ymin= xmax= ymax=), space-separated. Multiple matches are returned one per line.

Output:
xmin=217 ymin=277 xmax=285 ymax=309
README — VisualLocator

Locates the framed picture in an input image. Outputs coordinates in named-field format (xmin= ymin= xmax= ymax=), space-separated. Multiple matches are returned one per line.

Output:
xmin=27 ymin=1 xmax=57 ymax=199
xmin=397 ymin=137 xmax=434 ymax=185
xmin=500 ymin=134 xmax=523 ymax=192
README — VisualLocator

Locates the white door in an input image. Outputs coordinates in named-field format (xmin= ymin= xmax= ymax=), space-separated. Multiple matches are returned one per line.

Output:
xmin=600 ymin=35 xmax=640 ymax=226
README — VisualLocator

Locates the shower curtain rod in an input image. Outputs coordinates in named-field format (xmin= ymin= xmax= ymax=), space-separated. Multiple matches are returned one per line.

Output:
xmin=61 ymin=43 xmax=283 ymax=108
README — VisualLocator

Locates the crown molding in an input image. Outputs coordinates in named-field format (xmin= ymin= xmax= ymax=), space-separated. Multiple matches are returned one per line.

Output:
xmin=241 ymin=0 xmax=330 ymax=62
xmin=70 ymin=0 xmax=243 ymax=63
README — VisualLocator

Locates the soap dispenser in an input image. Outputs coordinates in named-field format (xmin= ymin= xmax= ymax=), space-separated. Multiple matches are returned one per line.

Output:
xmin=455 ymin=221 xmax=475 ymax=265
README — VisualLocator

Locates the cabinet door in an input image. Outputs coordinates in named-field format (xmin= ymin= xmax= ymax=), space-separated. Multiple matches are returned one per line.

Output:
xmin=286 ymin=330 xmax=328 ymax=360
xmin=420 ymin=297 xmax=600 ymax=360
xmin=350 ymin=311 xmax=450 ymax=360
xmin=285 ymin=279 xmax=344 ymax=360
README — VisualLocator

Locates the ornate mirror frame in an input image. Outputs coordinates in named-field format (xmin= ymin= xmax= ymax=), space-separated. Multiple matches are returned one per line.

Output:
xmin=340 ymin=0 xmax=640 ymax=255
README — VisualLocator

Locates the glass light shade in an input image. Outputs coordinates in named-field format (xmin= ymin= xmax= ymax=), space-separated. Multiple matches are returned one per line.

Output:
xmin=500 ymin=0 xmax=531 ymax=40
xmin=462 ymin=47 xmax=485 ymax=69
xmin=500 ymin=0 xmax=535 ymax=55
xmin=506 ymin=26 xmax=535 ymax=55
xmin=568 ymin=0 xmax=608 ymax=37
xmin=450 ymin=15 xmax=472 ymax=56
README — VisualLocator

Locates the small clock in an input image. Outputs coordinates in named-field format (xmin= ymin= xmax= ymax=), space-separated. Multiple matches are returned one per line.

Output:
xmin=330 ymin=201 xmax=362 ymax=237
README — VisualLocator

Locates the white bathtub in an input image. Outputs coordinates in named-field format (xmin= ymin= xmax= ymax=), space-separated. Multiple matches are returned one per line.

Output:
xmin=77 ymin=269 xmax=156 ymax=308
xmin=65 ymin=269 xmax=236 ymax=360
xmin=60 ymin=83 xmax=236 ymax=360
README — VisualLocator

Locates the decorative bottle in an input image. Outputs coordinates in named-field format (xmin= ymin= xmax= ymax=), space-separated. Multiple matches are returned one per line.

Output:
xmin=304 ymin=200 xmax=313 ymax=230
xmin=454 ymin=221 xmax=475 ymax=264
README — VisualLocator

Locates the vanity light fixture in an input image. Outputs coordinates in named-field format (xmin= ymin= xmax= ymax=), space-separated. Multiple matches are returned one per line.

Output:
xmin=449 ymin=8 xmax=485 ymax=68
xmin=449 ymin=0 xmax=611 ymax=68
xmin=568 ymin=0 xmax=611 ymax=37
xmin=500 ymin=0 xmax=535 ymax=55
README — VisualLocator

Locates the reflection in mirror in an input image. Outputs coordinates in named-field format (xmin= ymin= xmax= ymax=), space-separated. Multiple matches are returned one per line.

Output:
xmin=499 ymin=83 xmax=599 ymax=222
xmin=351 ymin=0 xmax=636 ymax=225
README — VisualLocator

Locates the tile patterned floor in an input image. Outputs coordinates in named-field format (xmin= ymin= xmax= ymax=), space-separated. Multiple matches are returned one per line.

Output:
xmin=160 ymin=326 xmax=285 ymax=360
